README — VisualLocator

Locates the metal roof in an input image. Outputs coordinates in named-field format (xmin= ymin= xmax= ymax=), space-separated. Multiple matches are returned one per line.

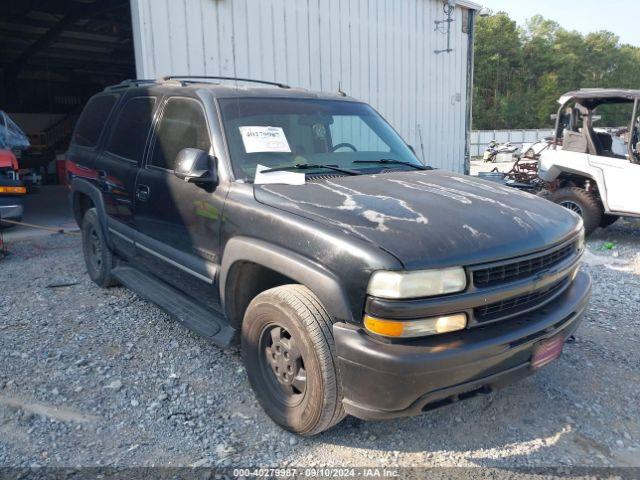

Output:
xmin=0 ymin=0 xmax=134 ymax=82
xmin=456 ymin=0 xmax=483 ymax=10
xmin=558 ymin=89 xmax=640 ymax=108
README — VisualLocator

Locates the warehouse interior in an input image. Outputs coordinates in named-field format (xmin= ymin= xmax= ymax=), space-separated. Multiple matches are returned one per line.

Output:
xmin=0 ymin=0 xmax=135 ymax=185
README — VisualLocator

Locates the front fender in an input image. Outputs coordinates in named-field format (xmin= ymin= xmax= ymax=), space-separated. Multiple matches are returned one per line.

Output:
xmin=220 ymin=236 xmax=354 ymax=323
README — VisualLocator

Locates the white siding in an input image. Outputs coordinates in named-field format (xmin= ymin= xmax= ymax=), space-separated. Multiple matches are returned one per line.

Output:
xmin=130 ymin=0 xmax=472 ymax=172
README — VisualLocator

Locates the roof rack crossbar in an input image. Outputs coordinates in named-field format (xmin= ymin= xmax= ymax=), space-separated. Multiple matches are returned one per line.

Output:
xmin=161 ymin=75 xmax=290 ymax=89
xmin=104 ymin=79 xmax=157 ymax=91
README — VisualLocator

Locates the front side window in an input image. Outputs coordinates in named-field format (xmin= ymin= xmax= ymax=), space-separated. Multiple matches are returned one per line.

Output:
xmin=218 ymin=98 xmax=420 ymax=180
xmin=105 ymin=96 xmax=156 ymax=162
xmin=72 ymin=94 xmax=119 ymax=148
xmin=151 ymin=98 xmax=211 ymax=171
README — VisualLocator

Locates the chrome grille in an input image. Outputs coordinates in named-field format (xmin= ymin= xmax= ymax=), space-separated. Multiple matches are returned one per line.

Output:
xmin=473 ymin=242 xmax=576 ymax=288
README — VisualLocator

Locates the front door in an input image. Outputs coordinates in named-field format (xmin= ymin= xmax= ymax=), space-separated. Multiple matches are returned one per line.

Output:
xmin=134 ymin=96 xmax=227 ymax=311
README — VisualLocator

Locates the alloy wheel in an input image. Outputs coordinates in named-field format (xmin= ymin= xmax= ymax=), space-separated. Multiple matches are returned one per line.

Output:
xmin=560 ymin=200 xmax=583 ymax=217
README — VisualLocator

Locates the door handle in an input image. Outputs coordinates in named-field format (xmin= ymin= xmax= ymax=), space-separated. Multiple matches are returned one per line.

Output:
xmin=136 ymin=184 xmax=150 ymax=202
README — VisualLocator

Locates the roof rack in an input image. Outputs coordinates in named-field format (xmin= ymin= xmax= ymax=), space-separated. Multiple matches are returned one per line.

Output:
xmin=104 ymin=79 xmax=157 ymax=91
xmin=161 ymin=75 xmax=290 ymax=89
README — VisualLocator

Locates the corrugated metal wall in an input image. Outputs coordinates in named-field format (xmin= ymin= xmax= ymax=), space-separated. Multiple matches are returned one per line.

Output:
xmin=130 ymin=0 xmax=472 ymax=172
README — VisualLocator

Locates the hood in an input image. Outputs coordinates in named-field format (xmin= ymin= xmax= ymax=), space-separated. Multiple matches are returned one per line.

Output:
xmin=254 ymin=170 xmax=581 ymax=269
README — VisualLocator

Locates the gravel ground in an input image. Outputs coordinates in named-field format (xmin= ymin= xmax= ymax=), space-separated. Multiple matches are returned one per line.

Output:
xmin=1 ymin=219 xmax=639 ymax=469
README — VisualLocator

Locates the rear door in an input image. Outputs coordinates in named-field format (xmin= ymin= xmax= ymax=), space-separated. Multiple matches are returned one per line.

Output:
xmin=134 ymin=96 xmax=226 ymax=310
xmin=95 ymin=95 xmax=157 ymax=255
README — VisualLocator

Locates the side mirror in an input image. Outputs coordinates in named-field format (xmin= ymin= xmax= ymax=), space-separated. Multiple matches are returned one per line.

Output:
xmin=174 ymin=148 xmax=217 ymax=185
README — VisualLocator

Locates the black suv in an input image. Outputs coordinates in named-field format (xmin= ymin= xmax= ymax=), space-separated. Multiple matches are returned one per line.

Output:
xmin=68 ymin=77 xmax=591 ymax=435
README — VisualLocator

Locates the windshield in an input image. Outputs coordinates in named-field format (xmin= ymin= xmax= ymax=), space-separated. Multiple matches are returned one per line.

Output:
xmin=218 ymin=98 xmax=422 ymax=180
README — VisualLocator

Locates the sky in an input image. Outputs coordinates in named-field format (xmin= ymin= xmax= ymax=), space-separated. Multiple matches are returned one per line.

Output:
xmin=480 ymin=0 xmax=640 ymax=47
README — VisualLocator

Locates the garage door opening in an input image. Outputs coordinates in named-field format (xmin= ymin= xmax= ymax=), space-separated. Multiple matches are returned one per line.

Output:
xmin=0 ymin=0 xmax=135 ymax=187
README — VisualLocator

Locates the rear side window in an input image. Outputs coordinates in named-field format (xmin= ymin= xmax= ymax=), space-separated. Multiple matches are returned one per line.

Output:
xmin=105 ymin=96 xmax=156 ymax=162
xmin=151 ymin=98 xmax=211 ymax=171
xmin=72 ymin=95 xmax=118 ymax=148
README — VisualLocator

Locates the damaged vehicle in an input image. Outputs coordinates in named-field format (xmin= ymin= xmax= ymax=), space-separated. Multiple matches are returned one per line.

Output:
xmin=0 ymin=112 xmax=29 ymax=227
xmin=0 ymin=150 xmax=26 ymax=227
xmin=68 ymin=77 xmax=590 ymax=435
xmin=537 ymin=89 xmax=640 ymax=234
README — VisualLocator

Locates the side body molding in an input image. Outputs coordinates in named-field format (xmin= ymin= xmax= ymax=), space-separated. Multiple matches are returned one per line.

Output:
xmin=220 ymin=237 xmax=354 ymax=323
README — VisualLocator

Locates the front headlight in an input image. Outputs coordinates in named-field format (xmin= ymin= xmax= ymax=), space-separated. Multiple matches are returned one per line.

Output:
xmin=367 ymin=267 xmax=467 ymax=299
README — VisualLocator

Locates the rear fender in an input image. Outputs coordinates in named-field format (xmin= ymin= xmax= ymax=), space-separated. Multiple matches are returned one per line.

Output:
xmin=70 ymin=178 xmax=112 ymax=247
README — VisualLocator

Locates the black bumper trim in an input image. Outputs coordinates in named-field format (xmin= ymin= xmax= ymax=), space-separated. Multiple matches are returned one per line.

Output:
xmin=334 ymin=271 xmax=591 ymax=420
xmin=342 ymin=362 xmax=533 ymax=420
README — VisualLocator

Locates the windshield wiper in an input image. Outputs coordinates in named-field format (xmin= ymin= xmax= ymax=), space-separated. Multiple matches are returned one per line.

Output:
xmin=353 ymin=159 xmax=432 ymax=170
xmin=261 ymin=163 xmax=361 ymax=176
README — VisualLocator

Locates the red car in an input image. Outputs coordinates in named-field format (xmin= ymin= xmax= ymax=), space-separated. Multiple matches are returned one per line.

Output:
xmin=0 ymin=149 xmax=26 ymax=227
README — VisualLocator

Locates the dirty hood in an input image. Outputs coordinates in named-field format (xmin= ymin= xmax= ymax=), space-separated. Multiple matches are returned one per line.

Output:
xmin=254 ymin=170 xmax=581 ymax=269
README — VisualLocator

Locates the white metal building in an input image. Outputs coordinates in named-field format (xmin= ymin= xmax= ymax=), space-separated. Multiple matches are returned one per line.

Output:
xmin=130 ymin=0 xmax=479 ymax=173
xmin=1 ymin=0 xmax=478 ymax=177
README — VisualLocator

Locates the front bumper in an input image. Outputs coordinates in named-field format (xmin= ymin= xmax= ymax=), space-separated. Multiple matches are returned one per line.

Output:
xmin=333 ymin=270 xmax=591 ymax=420
xmin=0 ymin=199 xmax=24 ymax=222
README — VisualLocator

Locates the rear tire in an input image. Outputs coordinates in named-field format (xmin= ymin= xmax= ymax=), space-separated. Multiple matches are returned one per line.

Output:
xmin=241 ymin=284 xmax=345 ymax=436
xmin=81 ymin=208 xmax=118 ymax=287
xmin=546 ymin=187 xmax=603 ymax=235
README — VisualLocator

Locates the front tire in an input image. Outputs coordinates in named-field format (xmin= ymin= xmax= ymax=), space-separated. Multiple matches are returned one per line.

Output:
xmin=546 ymin=187 xmax=603 ymax=235
xmin=241 ymin=285 xmax=345 ymax=436
xmin=81 ymin=208 xmax=118 ymax=287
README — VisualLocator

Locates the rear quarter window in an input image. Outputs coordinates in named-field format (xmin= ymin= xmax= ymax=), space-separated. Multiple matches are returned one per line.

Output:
xmin=105 ymin=96 xmax=156 ymax=162
xmin=72 ymin=94 xmax=119 ymax=148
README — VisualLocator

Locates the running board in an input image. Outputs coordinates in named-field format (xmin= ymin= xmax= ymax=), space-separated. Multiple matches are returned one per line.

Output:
xmin=112 ymin=266 xmax=235 ymax=347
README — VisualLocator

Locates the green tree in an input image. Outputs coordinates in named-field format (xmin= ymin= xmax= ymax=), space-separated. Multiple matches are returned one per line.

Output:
xmin=473 ymin=12 xmax=640 ymax=130
xmin=473 ymin=12 xmax=523 ymax=129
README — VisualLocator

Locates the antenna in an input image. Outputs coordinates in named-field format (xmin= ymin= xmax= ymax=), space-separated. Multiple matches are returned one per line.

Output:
xmin=337 ymin=81 xmax=347 ymax=97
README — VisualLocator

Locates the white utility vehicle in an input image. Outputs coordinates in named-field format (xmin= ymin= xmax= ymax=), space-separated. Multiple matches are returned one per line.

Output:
xmin=538 ymin=89 xmax=640 ymax=234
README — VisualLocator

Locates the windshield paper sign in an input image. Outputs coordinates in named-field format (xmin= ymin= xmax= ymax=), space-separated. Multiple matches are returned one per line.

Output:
xmin=239 ymin=126 xmax=291 ymax=154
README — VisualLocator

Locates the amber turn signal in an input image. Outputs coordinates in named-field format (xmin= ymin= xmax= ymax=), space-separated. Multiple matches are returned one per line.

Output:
xmin=0 ymin=186 xmax=27 ymax=195
xmin=363 ymin=313 xmax=467 ymax=338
